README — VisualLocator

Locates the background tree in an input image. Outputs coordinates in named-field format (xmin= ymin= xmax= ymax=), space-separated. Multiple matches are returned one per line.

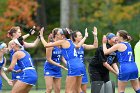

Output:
xmin=0 ymin=0 xmax=140 ymax=57
xmin=69 ymin=0 xmax=140 ymax=56
xmin=60 ymin=0 xmax=70 ymax=28
xmin=0 ymin=0 xmax=38 ymax=41
xmin=36 ymin=0 xmax=47 ymax=28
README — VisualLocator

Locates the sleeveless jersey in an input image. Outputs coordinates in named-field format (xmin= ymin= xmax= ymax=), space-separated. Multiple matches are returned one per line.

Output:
xmin=116 ymin=42 xmax=134 ymax=63
xmin=0 ymin=56 xmax=4 ymax=70
xmin=45 ymin=46 xmax=62 ymax=70
xmin=61 ymin=39 xmax=84 ymax=70
xmin=0 ymin=57 xmax=5 ymax=90
xmin=17 ymin=50 xmax=34 ymax=69
xmin=76 ymin=46 xmax=84 ymax=63
xmin=116 ymin=42 xmax=138 ymax=81
xmin=10 ymin=49 xmax=22 ymax=70
xmin=61 ymin=39 xmax=78 ymax=60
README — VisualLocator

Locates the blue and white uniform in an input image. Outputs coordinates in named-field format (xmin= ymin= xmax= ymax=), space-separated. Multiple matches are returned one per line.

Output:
xmin=116 ymin=42 xmax=138 ymax=81
xmin=61 ymin=39 xmax=85 ymax=76
xmin=17 ymin=50 xmax=37 ymax=85
xmin=9 ymin=49 xmax=23 ymax=80
xmin=44 ymin=46 xmax=62 ymax=78
xmin=0 ymin=56 xmax=5 ymax=90
xmin=76 ymin=46 xmax=88 ymax=84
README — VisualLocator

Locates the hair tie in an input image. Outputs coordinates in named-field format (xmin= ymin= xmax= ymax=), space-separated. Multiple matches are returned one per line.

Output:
xmin=66 ymin=28 xmax=70 ymax=34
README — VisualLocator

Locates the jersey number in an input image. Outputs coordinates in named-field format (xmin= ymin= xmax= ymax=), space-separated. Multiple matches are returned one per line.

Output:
xmin=128 ymin=52 xmax=132 ymax=61
xmin=29 ymin=58 xmax=33 ymax=67
xmin=74 ymin=48 xmax=77 ymax=57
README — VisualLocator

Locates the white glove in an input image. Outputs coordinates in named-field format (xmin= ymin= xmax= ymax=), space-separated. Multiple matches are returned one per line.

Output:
xmin=2 ymin=67 xmax=8 ymax=71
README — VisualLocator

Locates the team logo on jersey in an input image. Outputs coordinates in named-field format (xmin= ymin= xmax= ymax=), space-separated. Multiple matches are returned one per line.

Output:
xmin=107 ymin=52 xmax=116 ymax=64
xmin=45 ymin=72 xmax=50 ymax=75
xmin=107 ymin=56 xmax=114 ymax=64
xmin=16 ymin=76 xmax=20 ymax=79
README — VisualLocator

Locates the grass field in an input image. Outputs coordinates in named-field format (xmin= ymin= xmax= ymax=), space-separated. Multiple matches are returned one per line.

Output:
xmin=2 ymin=61 xmax=136 ymax=93
xmin=1 ymin=87 xmax=135 ymax=93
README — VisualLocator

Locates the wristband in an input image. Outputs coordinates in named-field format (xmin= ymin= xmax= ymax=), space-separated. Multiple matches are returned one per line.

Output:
xmin=29 ymin=26 xmax=36 ymax=35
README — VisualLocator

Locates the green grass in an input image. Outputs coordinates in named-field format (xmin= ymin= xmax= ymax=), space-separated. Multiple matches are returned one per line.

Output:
xmin=1 ymin=61 xmax=135 ymax=92
xmin=1 ymin=87 xmax=135 ymax=93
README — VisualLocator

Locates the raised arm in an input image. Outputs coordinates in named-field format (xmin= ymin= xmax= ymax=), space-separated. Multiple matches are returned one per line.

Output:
xmin=16 ymin=26 xmax=37 ymax=48
xmin=75 ymin=28 xmax=88 ymax=48
xmin=23 ymin=37 xmax=40 ymax=48
xmin=83 ymin=26 xmax=98 ymax=50
xmin=102 ymin=35 xmax=119 ymax=55
xmin=22 ymin=26 xmax=36 ymax=40
xmin=39 ymin=27 xmax=64 ymax=48
xmin=17 ymin=26 xmax=36 ymax=42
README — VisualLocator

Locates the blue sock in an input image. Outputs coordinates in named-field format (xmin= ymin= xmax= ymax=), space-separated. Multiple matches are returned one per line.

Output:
xmin=136 ymin=89 xmax=140 ymax=93
xmin=80 ymin=92 xmax=84 ymax=93
xmin=120 ymin=92 xmax=124 ymax=93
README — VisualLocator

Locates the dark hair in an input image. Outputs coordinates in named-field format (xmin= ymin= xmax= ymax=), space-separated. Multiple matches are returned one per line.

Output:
xmin=118 ymin=30 xmax=132 ymax=41
xmin=71 ymin=31 xmax=80 ymax=42
xmin=62 ymin=28 xmax=73 ymax=39
xmin=7 ymin=26 xmax=20 ymax=38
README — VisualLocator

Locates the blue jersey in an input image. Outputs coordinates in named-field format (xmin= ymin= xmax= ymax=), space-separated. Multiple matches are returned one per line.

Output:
xmin=10 ymin=49 xmax=22 ymax=70
xmin=16 ymin=50 xmax=37 ymax=85
xmin=10 ymin=49 xmax=23 ymax=80
xmin=116 ymin=42 xmax=134 ymax=63
xmin=76 ymin=46 xmax=84 ymax=63
xmin=116 ymin=42 xmax=138 ymax=81
xmin=61 ymin=39 xmax=85 ymax=76
xmin=9 ymin=49 xmax=14 ymax=62
xmin=0 ymin=57 xmax=5 ymax=90
xmin=44 ymin=46 xmax=62 ymax=71
xmin=17 ymin=50 xmax=34 ymax=69
xmin=76 ymin=46 xmax=89 ymax=84
xmin=61 ymin=39 xmax=78 ymax=60
xmin=0 ymin=56 xmax=4 ymax=69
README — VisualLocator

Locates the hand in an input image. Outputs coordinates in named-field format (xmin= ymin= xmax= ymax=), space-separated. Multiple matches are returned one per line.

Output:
xmin=7 ymin=79 xmax=13 ymax=86
xmin=116 ymin=71 xmax=119 ymax=76
xmin=61 ymin=65 xmax=68 ymax=71
xmin=102 ymin=35 xmax=107 ymax=43
xmin=84 ymin=28 xmax=88 ymax=38
xmin=92 ymin=26 xmax=97 ymax=36
xmin=39 ymin=27 xmax=44 ymax=37
xmin=115 ymin=71 xmax=119 ymax=76
xmin=29 ymin=26 xmax=36 ymax=35
xmin=2 ymin=67 xmax=8 ymax=72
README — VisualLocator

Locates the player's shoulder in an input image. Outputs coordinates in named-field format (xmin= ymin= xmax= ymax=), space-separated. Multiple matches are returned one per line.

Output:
xmin=14 ymin=50 xmax=24 ymax=56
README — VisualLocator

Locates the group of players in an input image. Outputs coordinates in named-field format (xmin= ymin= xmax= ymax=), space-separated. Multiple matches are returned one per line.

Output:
xmin=0 ymin=26 xmax=140 ymax=93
